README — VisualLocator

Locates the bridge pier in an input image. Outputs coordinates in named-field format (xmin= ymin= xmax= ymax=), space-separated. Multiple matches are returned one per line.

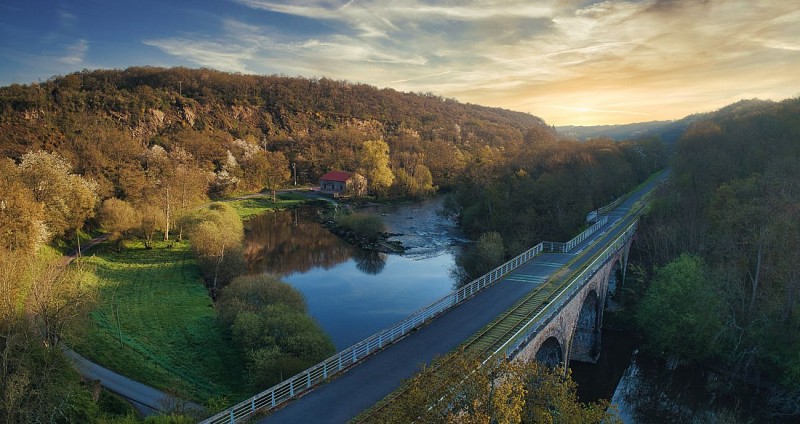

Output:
xmin=570 ymin=328 xmax=601 ymax=363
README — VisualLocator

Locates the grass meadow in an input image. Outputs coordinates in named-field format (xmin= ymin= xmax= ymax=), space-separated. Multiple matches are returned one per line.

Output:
xmin=225 ymin=191 xmax=309 ymax=219
xmin=69 ymin=240 xmax=246 ymax=402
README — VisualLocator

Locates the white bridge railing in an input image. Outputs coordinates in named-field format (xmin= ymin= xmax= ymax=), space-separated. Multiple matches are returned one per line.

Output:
xmin=202 ymin=196 xmax=627 ymax=423
xmin=500 ymin=218 xmax=639 ymax=360
xmin=561 ymin=216 xmax=608 ymax=253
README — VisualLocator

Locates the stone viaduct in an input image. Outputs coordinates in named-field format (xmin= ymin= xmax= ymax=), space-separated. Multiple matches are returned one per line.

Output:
xmin=512 ymin=237 xmax=632 ymax=367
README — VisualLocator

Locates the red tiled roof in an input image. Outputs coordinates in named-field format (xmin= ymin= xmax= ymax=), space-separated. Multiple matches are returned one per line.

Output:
xmin=320 ymin=171 xmax=353 ymax=182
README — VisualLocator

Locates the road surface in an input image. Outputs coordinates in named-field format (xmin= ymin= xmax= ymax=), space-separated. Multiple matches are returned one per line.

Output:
xmin=64 ymin=348 xmax=177 ymax=415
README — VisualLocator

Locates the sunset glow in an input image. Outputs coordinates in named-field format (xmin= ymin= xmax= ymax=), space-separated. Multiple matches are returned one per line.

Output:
xmin=1 ymin=0 xmax=797 ymax=125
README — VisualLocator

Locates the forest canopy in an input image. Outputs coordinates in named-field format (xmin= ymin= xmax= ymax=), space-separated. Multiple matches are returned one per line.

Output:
xmin=632 ymin=96 xmax=800 ymax=416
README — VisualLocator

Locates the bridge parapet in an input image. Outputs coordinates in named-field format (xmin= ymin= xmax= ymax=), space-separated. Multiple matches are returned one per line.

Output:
xmin=561 ymin=216 xmax=609 ymax=253
xmin=498 ymin=218 xmax=638 ymax=362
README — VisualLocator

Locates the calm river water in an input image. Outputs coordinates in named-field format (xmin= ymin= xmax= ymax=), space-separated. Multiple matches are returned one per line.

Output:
xmin=244 ymin=196 xmax=463 ymax=350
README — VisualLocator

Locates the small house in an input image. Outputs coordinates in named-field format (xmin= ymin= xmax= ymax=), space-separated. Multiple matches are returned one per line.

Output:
xmin=319 ymin=171 xmax=367 ymax=197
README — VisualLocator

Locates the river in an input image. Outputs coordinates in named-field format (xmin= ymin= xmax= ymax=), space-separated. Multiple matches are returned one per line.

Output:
xmin=243 ymin=196 xmax=464 ymax=350
xmin=244 ymin=197 xmax=787 ymax=422
xmin=571 ymin=328 xmax=792 ymax=423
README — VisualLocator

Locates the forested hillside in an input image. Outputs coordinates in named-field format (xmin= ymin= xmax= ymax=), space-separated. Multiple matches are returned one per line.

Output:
xmin=632 ymin=96 xmax=800 ymax=416
xmin=0 ymin=66 xmax=554 ymax=200
xmin=448 ymin=135 xmax=666 ymax=281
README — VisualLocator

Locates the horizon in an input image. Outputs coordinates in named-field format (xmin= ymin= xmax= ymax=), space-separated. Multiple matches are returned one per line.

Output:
xmin=1 ymin=1 xmax=798 ymax=126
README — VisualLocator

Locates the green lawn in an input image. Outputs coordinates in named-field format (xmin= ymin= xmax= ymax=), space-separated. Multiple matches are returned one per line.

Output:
xmin=225 ymin=192 xmax=310 ymax=219
xmin=69 ymin=240 xmax=247 ymax=402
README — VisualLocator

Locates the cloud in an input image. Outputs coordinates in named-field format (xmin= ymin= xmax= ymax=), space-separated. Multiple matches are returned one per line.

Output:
xmin=59 ymin=11 xmax=78 ymax=28
xmin=142 ymin=0 xmax=800 ymax=124
xmin=58 ymin=39 xmax=88 ymax=65
xmin=144 ymin=38 xmax=257 ymax=74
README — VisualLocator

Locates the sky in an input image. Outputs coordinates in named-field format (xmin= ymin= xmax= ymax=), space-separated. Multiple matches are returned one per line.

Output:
xmin=0 ymin=1 xmax=798 ymax=125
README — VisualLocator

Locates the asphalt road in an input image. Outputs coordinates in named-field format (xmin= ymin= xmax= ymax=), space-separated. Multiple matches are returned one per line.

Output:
xmin=64 ymin=348 xmax=170 ymax=415
xmin=260 ymin=173 xmax=666 ymax=423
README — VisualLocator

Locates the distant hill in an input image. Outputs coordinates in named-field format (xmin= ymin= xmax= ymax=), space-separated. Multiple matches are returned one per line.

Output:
xmin=556 ymin=99 xmax=778 ymax=146
xmin=557 ymin=119 xmax=697 ymax=145
xmin=558 ymin=120 xmax=672 ymax=141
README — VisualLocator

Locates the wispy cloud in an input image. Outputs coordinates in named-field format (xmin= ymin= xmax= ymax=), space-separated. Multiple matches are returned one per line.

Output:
xmin=58 ymin=39 xmax=88 ymax=65
xmin=142 ymin=0 xmax=799 ymax=124
xmin=388 ymin=71 xmax=452 ymax=84
xmin=59 ymin=11 xmax=77 ymax=28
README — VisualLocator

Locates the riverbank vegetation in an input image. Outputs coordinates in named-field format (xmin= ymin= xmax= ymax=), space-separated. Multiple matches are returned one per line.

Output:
xmin=217 ymin=274 xmax=335 ymax=388
xmin=334 ymin=212 xmax=385 ymax=241
xmin=628 ymin=98 xmax=800 ymax=418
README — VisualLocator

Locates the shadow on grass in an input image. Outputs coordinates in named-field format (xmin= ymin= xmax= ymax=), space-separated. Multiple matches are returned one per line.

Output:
xmin=70 ymin=239 xmax=250 ymax=402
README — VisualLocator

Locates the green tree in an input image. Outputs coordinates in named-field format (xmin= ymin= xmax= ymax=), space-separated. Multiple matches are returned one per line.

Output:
xmin=335 ymin=213 xmax=386 ymax=243
xmin=358 ymin=139 xmax=394 ymax=196
xmin=412 ymin=164 xmax=435 ymax=197
xmin=218 ymin=274 xmax=334 ymax=388
xmin=184 ymin=203 xmax=244 ymax=294
xmin=454 ymin=232 xmax=505 ymax=285
xmin=636 ymin=254 xmax=724 ymax=360
xmin=216 ymin=274 xmax=307 ymax=325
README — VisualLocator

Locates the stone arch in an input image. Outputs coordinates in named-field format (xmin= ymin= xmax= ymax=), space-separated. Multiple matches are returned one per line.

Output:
xmin=535 ymin=336 xmax=563 ymax=368
xmin=605 ymin=260 xmax=623 ymax=310
xmin=570 ymin=290 xmax=601 ymax=362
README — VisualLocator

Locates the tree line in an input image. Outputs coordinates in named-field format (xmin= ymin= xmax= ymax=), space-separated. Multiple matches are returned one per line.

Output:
xmin=361 ymin=351 xmax=617 ymax=424
xmin=630 ymin=97 xmax=800 ymax=418
xmin=0 ymin=67 xmax=554 ymax=202
xmin=450 ymin=136 xmax=666 ymax=282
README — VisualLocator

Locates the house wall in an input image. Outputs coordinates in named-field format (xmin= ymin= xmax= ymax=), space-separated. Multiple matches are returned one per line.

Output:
xmin=321 ymin=180 xmax=346 ymax=193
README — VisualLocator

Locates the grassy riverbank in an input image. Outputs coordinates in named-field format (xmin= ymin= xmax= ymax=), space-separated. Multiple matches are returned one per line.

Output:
xmin=69 ymin=239 xmax=247 ymax=402
xmin=68 ymin=192 xmax=314 ymax=404
xmin=225 ymin=192 xmax=310 ymax=220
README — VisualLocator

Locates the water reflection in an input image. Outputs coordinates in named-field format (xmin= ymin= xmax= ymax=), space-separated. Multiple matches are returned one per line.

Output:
xmin=243 ymin=200 xmax=459 ymax=350
xmin=612 ymin=354 xmax=743 ymax=423
xmin=244 ymin=208 xmax=353 ymax=275
xmin=572 ymin=330 xmax=784 ymax=423
xmin=353 ymin=249 xmax=387 ymax=275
